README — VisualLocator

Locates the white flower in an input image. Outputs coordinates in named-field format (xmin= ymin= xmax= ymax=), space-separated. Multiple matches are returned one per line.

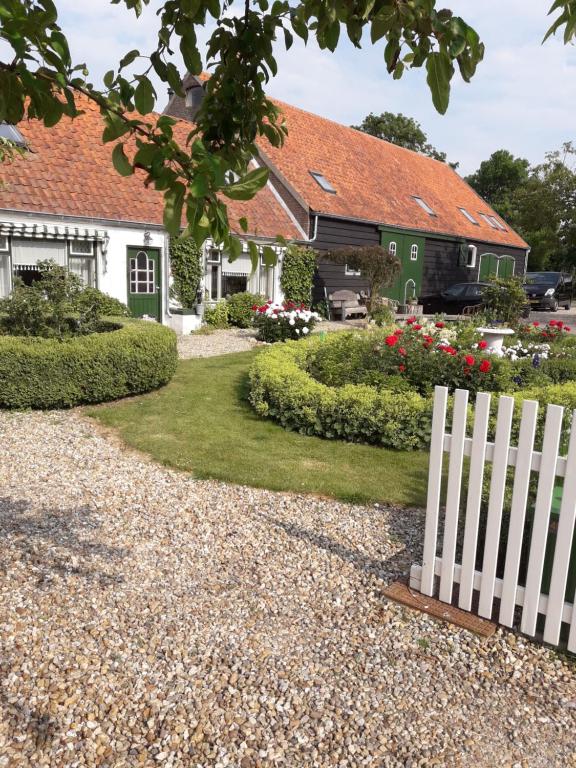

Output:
xmin=295 ymin=328 xmax=300 ymax=334
xmin=302 ymin=326 xmax=309 ymax=335
xmin=289 ymin=318 xmax=295 ymax=326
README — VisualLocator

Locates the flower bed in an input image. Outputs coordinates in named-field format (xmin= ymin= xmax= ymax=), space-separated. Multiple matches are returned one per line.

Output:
xmin=249 ymin=320 xmax=576 ymax=450
xmin=252 ymin=300 xmax=321 ymax=342
xmin=0 ymin=319 xmax=178 ymax=409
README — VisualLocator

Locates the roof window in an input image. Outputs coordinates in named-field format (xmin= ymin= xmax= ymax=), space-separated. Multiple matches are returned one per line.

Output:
xmin=459 ymin=207 xmax=479 ymax=225
xmin=412 ymin=196 xmax=436 ymax=216
xmin=0 ymin=123 xmax=26 ymax=147
xmin=479 ymin=213 xmax=506 ymax=231
xmin=310 ymin=171 xmax=336 ymax=194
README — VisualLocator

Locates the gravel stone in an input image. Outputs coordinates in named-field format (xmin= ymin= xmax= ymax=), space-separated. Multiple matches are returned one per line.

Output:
xmin=0 ymin=409 xmax=575 ymax=767
xmin=177 ymin=328 xmax=259 ymax=358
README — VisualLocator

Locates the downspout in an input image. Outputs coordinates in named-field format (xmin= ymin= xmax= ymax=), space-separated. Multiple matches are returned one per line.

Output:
xmin=164 ymin=231 xmax=172 ymax=319
xmin=308 ymin=214 xmax=319 ymax=243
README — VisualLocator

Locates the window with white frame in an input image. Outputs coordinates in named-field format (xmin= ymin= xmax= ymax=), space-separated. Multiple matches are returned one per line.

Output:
xmin=410 ymin=244 xmax=418 ymax=261
xmin=412 ymin=196 xmax=436 ymax=216
xmin=479 ymin=213 xmax=498 ymax=229
xmin=68 ymin=239 xmax=96 ymax=286
xmin=345 ymin=264 xmax=361 ymax=276
xmin=0 ymin=235 xmax=8 ymax=252
xmin=388 ymin=241 xmax=397 ymax=257
xmin=466 ymin=244 xmax=477 ymax=268
xmin=459 ymin=207 xmax=479 ymax=225
xmin=259 ymin=254 xmax=274 ymax=299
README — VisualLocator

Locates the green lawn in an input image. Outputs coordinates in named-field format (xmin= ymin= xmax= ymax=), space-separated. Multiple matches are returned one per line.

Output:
xmin=86 ymin=350 xmax=430 ymax=507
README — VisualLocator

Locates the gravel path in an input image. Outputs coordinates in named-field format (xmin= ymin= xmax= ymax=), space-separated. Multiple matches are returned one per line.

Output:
xmin=178 ymin=328 xmax=260 ymax=359
xmin=1 ymin=411 xmax=575 ymax=767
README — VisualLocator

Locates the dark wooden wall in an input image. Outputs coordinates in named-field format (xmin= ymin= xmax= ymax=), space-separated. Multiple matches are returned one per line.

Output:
xmin=422 ymin=237 xmax=527 ymax=297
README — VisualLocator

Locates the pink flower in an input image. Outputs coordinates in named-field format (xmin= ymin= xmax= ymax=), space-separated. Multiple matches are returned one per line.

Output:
xmin=399 ymin=347 xmax=407 ymax=356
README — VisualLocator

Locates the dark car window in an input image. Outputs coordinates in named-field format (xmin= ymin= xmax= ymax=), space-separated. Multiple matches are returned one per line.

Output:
xmin=464 ymin=284 xmax=485 ymax=298
xmin=442 ymin=284 xmax=467 ymax=298
xmin=525 ymin=272 xmax=560 ymax=285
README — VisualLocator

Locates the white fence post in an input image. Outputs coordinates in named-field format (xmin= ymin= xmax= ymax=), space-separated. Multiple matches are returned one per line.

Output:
xmin=411 ymin=388 xmax=576 ymax=652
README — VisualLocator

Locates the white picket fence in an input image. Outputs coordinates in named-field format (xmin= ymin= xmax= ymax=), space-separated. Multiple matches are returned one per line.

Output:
xmin=410 ymin=385 xmax=576 ymax=651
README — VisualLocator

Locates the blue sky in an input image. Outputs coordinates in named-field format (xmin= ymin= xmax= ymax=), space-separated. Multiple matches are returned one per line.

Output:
xmin=31 ymin=1 xmax=576 ymax=175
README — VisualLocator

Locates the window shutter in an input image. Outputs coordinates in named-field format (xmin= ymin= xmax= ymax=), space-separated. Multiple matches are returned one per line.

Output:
xmin=457 ymin=242 xmax=468 ymax=267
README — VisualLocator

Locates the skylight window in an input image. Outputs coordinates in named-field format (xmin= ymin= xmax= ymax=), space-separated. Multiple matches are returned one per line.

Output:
xmin=459 ymin=207 xmax=479 ymax=225
xmin=412 ymin=196 xmax=436 ymax=216
xmin=479 ymin=213 xmax=500 ymax=230
xmin=0 ymin=123 xmax=26 ymax=147
xmin=489 ymin=215 xmax=507 ymax=231
xmin=309 ymin=171 xmax=336 ymax=194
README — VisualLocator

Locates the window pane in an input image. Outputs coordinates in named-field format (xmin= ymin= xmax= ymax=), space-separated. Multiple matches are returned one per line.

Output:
xmin=0 ymin=254 xmax=10 ymax=297
xmin=69 ymin=239 xmax=94 ymax=255
xmin=69 ymin=256 xmax=95 ymax=287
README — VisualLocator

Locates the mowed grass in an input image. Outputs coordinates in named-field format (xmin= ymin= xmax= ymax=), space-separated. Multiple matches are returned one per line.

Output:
xmin=86 ymin=350 xmax=429 ymax=507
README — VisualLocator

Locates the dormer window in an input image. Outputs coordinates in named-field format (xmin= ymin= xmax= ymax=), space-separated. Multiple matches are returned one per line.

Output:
xmin=0 ymin=123 xmax=26 ymax=148
xmin=310 ymin=171 xmax=336 ymax=194
xmin=459 ymin=207 xmax=479 ymax=225
xmin=412 ymin=196 xmax=435 ymax=216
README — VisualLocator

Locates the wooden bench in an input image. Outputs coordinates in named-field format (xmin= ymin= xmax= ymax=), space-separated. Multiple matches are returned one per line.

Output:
xmin=328 ymin=290 xmax=368 ymax=321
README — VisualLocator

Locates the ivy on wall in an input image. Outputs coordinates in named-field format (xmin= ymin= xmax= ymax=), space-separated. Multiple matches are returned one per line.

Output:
xmin=169 ymin=237 xmax=203 ymax=310
xmin=280 ymin=245 xmax=317 ymax=306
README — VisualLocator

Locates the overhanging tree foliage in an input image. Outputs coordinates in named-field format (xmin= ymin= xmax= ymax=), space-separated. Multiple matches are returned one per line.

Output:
xmin=0 ymin=0 xmax=573 ymax=265
xmin=327 ymin=246 xmax=401 ymax=312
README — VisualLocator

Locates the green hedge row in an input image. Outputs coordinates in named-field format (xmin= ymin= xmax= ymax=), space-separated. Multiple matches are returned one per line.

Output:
xmin=249 ymin=337 xmax=576 ymax=451
xmin=0 ymin=319 xmax=178 ymax=409
xmin=249 ymin=339 xmax=434 ymax=449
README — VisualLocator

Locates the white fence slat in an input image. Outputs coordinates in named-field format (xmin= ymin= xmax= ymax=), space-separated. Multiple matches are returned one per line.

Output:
xmin=439 ymin=389 xmax=469 ymax=603
xmin=478 ymin=395 xmax=515 ymax=619
xmin=521 ymin=404 xmax=564 ymax=636
xmin=569 ymin=598 xmax=576 ymax=653
xmin=544 ymin=410 xmax=576 ymax=645
xmin=499 ymin=399 xmax=539 ymax=627
xmin=421 ymin=386 xmax=449 ymax=597
xmin=459 ymin=392 xmax=491 ymax=611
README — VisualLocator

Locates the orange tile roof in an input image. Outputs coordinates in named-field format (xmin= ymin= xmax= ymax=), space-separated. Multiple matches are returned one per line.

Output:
xmin=259 ymin=99 xmax=528 ymax=250
xmin=0 ymin=97 xmax=300 ymax=240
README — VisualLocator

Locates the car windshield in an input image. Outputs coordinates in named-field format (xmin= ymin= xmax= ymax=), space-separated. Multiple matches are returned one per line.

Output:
xmin=525 ymin=272 xmax=559 ymax=285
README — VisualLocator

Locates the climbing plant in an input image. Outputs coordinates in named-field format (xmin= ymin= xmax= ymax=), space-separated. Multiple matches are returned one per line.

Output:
xmin=280 ymin=245 xmax=317 ymax=306
xmin=169 ymin=236 xmax=203 ymax=310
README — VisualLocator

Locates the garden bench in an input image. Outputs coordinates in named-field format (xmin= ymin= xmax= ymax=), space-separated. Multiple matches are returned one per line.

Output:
xmin=328 ymin=290 xmax=368 ymax=321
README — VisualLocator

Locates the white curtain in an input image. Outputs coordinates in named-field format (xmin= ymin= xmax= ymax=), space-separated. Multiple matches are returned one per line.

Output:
xmin=0 ymin=254 xmax=10 ymax=297
xmin=69 ymin=256 xmax=96 ymax=286
xmin=11 ymin=238 xmax=67 ymax=267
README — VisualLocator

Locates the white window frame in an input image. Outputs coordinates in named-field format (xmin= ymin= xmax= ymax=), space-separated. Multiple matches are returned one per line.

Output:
xmin=466 ymin=244 xmax=477 ymax=269
xmin=479 ymin=213 xmax=498 ymax=230
xmin=69 ymin=239 xmax=95 ymax=256
xmin=0 ymin=235 xmax=8 ymax=252
xmin=388 ymin=241 xmax=397 ymax=257
xmin=207 ymin=248 xmax=221 ymax=264
xmin=459 ymin=207 xmax=479 ymax=225
xmin=345 ymin=264 xmax=361 ymax=277
xmin=412 ymin=196 xmax=436 ymax=216
xmin=310 ymin=170 xmax=336 ymax=194
xmin=410 ymin=244 xmax=419 ymax=261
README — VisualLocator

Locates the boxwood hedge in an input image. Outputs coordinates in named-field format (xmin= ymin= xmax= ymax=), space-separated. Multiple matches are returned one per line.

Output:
xmin=0 ymin=319 xmax=177 ymax=409
xmin=249 ymin=335 xmax=576 ymax=451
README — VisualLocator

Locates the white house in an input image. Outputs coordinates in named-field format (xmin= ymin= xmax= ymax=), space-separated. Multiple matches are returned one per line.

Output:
xmin=0 ymin=97 xmax=301 ymax=330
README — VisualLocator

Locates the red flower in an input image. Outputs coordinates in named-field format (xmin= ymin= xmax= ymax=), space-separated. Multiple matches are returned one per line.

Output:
xmin=478 ymin=340 xmax=488 ymax=350
xmin=549 ymin=320 xmax=557 ymax=327
xmin=463 ymin=366 xmax=472 ymax=376
xmin=435 ymin=321 xmax=445 ymax=328
xmin=565 ymin=326 xmax=571 ymax=332
xmin=251 ymin=304 xmax=258 ymax=311
xmin=394 ymin=328 xmax=404 ymax=335
xmin=464 ymin=355 xmax=475 ymax=366
xmin=413 ymin=323 xmax=422 ymax=331
xmin=385 ymin=335 xmax=398 ymax=346
xmin=442 ymin=345 xmax=456 ymax=356
xmin=533 ymin=321 xmax=540 ymax=327
xmin=557 ymin=321 xmax=564 ymax=329
xmin=399 ymin=347 xmax=407 ymax=357
xmin=399 ymin=364 xmax=406 ymax=372
xmin=423 ymin=335 xmax=434 ymax=344
xmin=406 ymin=316 xmax=417 ymax=325
xmin=479 ymin=360 xmax=491 ymax=373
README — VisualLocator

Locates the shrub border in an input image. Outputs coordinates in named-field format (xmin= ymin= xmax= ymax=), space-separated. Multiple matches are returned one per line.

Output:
xmin=249 ymin=335 xmax=576 ymax=451
xmin=0 ymin=318 xmax=178 ymax=409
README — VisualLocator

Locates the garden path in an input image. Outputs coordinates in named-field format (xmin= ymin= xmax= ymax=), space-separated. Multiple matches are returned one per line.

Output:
xmin=0 ymin=409 xmax=574 ymax=767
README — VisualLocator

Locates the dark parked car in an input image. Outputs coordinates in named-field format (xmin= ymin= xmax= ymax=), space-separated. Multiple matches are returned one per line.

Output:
xmin=523 ymin=272 xmax=573 ymax=311
xmin=421 ymin=282 xmax=491 ymax=315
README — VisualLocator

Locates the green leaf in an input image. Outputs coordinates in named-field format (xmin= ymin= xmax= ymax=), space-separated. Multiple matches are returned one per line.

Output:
xmin=248 ymin=240 xmax=259 ymax=272
xmin=262 ymin=245 xmax=277 ymax=267
xmin=426 ymin=51 xmax=453 ymax=114
xmin=134 ymin=77 xmax=155 ymax=115
xmin=112 ymin=143 xmax=134 ymax=177
xmin=238 ymin=217 xmax=249 ymax=233
xmin=324 ymin=21 xmax=340 ymax=51
xmin=103 ymin=70 xmax=115 ymax=88
xmin=180 ymin=32 xmax=202 ymax=74
xmin=222 ymin=167 xmax=269 ymax=201
xmin=119 ymin=49 xmax=140 ymax=69
xmin=164 ymin=183 xmax=186 ymax=235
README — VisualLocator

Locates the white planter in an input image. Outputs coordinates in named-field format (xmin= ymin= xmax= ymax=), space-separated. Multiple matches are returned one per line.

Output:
xmin=169 ymin=312 xmax=202 ymax=335
xmin=476 ymin=327 xmax=515 ymax=356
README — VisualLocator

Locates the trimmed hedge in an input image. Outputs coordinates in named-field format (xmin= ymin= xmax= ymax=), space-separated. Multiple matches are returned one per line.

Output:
xmin=0 ymin=319 xmax=177 ymax=409
xmin=249 ymin=335 xmax=576 ymax=451
xmin=249 ymin=338 xmax=433 ymax=449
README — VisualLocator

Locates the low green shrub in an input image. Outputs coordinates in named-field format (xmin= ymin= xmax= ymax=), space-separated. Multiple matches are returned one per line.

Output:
xmin=249 ymin=338 xmax=433 ymax=449
xmin=226 ymin=292 xmax=263 ymax=328
xmin=204 ymin=300 xmax=229 ymax=328
xmin=0 ymin=319 xmax=177 ymax=409
xmin=74 ymin=287 xmax=130 ymax=319
xmin=252 ymin=301 xmax=321 ymax=343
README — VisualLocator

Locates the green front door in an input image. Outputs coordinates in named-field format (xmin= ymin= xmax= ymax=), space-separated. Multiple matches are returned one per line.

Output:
xmin=478 ymin=253 xmax=515 ymax=280
xmin=127 ymin=247 xmax=161 ymax=320
xmin=380 ymin=229 xmax=425 ymax=303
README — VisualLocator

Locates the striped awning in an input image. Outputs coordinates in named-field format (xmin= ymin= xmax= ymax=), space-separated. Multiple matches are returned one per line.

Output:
xmin=0 ymin=221 xmax=108 ymax=243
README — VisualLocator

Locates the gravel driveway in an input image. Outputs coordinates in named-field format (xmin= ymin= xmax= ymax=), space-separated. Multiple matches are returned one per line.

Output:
xmin=1 ymin=410 xmax=575 ymax=768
